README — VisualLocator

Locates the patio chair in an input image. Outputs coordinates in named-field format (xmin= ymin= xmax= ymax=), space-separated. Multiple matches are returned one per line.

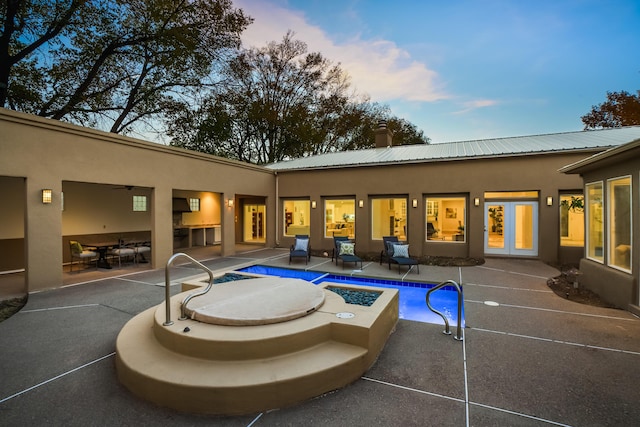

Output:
xmin=331 ymin=236 xmax=350 ymax=264
xmin=69 ymin=240 xmax=98 ymax=272
xmin=109 ymin=240 xmax=135 ymax=268
xmin=289 ymin=235 xmax=311 ymax=264
xmin=132 ymin=241 xmax=151 ymax=264
xmin=380 ymin=236 xmax=400 ymax=265
xmin=380 ymin=236 xmax=419 ymax=274
xmin=333 ymin=237 xmax=362 ymax=269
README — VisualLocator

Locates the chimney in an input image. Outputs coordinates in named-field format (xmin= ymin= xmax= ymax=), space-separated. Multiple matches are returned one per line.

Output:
xmin=375 ymin=120 xmax=393 ymax=148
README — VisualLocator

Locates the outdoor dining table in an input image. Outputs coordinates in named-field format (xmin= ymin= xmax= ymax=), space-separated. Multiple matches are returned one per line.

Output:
xmin=81 ymin=241 xmax=118 ymax=269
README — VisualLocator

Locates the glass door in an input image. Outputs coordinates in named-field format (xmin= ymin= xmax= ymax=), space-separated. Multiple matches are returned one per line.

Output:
xmin=485 ymin=202 xmax=538 ymax=256
xmin=243 ymin=204 xmax=266 ymax=243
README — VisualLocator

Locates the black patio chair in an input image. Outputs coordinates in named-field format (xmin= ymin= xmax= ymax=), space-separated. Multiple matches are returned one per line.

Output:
xmin=289 ymin=235 xmax=311 ymax=264
xmin=333 ymin=236 xmax=362 ymax=269
xmin=381 ymin=236 xmax=419 ymax=274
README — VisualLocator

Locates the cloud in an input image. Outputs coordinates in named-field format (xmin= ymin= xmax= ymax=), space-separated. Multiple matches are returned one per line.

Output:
xmin=452 ymin=99 xmax=500 ymax=115
xmin=234 ymin=0 xmax=448 ymax=103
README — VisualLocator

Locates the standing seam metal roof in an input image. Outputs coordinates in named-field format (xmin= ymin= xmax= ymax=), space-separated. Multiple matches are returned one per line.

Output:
xmin=266 ymin=126 xmax=640 ymax=171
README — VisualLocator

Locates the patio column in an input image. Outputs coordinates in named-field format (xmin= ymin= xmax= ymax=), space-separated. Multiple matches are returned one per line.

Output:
xmin=25 ymin=178 xmax=62 ymax=292
xmin=221 ymin=193 xmax=236 ymax=257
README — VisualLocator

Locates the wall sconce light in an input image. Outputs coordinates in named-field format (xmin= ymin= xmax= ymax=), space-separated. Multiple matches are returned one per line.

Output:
xmin=412 ymin=199 xmax=418 ymax=208
xmin=358 ymin=199 xmax=364 ymax=208
xmin=227 ymin=199 xmax=234 ymax=208
xmin=546 ymin=196 xmax=553 ymax=206
xmin=474 ymin=197 xmax=480 ymax=207
xmin=311 ymin=201 xmax=317 ymax=209
xmin=42 ymin=189 xmax=52 ymax=204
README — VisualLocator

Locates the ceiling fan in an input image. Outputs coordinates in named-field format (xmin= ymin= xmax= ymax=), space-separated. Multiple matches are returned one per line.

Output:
xmin=111 ymin=185 xmax=137 ymax=190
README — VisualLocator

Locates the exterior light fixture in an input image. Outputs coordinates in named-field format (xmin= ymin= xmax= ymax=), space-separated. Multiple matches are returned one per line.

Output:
xmin=311 ymin=201 xmax=317 ymax=209
xmin=412 ymin=199 xmax=418 ymax=208
xmin=42 ymin=189 xmax=52 ymax=204
xmin=358 ymin=199 xmax=364 ymax=208
xmin=546 ymin=196 xmax=553 ymax=206
xmin=227 ymin=199 xmax=234 ymax=208
xmin=474 ymin=197 xmax=480 ymax=207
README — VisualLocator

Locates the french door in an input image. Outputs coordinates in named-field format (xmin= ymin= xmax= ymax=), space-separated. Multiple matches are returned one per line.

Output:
xmin=485 ymin=201 xmax=538 ymax=256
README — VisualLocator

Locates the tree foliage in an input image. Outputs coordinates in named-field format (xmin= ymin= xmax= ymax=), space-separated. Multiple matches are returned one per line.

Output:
xmin=1 ymin=0 xmax=251 ymax=136
xmin=581 ymin=90 xmax=640 ymax=129
xmin=169 ymin=32 xmax=429 ymax=164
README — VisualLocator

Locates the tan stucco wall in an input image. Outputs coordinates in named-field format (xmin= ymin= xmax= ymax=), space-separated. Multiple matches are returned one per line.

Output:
xmin=0 ymin=109 xmax=275 ymax=292
xmin=275 ymin=153 xmax=589 ymax=263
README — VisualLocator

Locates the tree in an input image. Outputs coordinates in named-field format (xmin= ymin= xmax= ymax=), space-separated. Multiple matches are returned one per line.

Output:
xmin=1 ymin=0 xmax=252 ymax=136
xmin=581 ymin=90 xmax=640 ymax=129
xmin=169 ymin=32 xmax=428 ymax=164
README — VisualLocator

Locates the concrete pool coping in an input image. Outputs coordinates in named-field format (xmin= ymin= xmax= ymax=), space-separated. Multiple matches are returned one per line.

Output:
xmin=1 ymin=247 xmax=640 ymax=425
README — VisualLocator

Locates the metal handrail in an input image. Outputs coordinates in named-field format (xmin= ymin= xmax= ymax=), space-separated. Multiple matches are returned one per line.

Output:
xmin=425 ymin=279 xmax=464 ymax=341
xmin=163 ymin=252 xmax=214 ymax=326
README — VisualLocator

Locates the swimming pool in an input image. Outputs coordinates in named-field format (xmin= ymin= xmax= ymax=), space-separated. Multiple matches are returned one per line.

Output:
xmin=236 ymin=265 xmax=464 ymax=327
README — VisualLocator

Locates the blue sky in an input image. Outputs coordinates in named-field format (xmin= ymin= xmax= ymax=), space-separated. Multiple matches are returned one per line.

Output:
xmin=234 ymin=0 xmax=639 ymax=143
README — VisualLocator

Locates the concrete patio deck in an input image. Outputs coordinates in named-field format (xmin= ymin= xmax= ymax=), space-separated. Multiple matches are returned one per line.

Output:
xmin=1 ymin=247 xmax=639 ymax=426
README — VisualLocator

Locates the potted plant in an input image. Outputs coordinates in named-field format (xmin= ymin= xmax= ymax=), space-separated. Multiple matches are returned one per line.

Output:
xmin=488 ymin=207 xmax=503 ymax=234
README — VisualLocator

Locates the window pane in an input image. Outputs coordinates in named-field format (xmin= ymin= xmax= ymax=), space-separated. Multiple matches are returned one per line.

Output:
xmin=515 ymin=204 xmax=533 ymax=249
xmin=426 ymin=197 xmax=466 ymax=242
xmin=283 ymin=200 xmax=310 ymax=236
xmin=133 ymin=195 xmax=147 ymax=212
xmin=325 ymin=199 xmax=355 ymax=238
xmin=371 ymin=198 xmax=406 ymax=240
xmin=560 ymin=195 xmax=584 ymax=247
xmin=608 ymin=177 xmax=631 ymax=271
xmin=586 ymin=182 xmax=603 ymax=261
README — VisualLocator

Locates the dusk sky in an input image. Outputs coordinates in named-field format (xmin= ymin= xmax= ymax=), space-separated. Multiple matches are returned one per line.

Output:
xmin=234 ymin=0 xmax=640 ymax=143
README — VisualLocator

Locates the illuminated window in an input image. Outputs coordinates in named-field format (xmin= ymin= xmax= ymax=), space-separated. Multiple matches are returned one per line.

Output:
xmin=371 ymin=198 xmax=406 ymax=240
xmin=559 ymin=194 xmax=584 ymax=247
xmin=425 ymin=196 xmax=466 ymax=242
xmin=585 ymin=182 xmax=603 ymax=262
xmin=189 ymin=198 xmax=200 ymax=212
xmin=283 ymin=199 xmax=310 ymax=236
xmin=133 ymin=195 xmax=147 ymax=212
xmin=324 ymin=199 xmax=355 ymax=238
xmin=608 ymin=176 xmax=631 ymax=271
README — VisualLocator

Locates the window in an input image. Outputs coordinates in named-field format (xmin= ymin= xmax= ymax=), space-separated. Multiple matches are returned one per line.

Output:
xmin=283 ymin=199 xmax=310 ymax=236
xmin=133 ymin=195 xmax=147 ymax=212
xmin=585 ymin=182 xmax=603 ymax=262
xmin=608 ymin=176 xmax=632 ymax=271
xmin=559 ymin=194 xmax=584 ymax=247
xmin=371 ymin=198 xmax=406 ymax=240
xmin=189 ymin=198 xmax=200 ymax=212
xmin=426 ymin=196 xmax=466 ymax=242
xmin=324 ymin=199 xmax=355 ymax=238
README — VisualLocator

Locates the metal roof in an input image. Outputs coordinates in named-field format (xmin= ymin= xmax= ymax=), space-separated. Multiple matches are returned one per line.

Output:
xmin=267 ymin=126 xmax=640 ymax=171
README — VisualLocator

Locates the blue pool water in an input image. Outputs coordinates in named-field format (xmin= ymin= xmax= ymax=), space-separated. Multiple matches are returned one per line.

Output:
xmin=237 ymin=265 xmax=464 ymax=327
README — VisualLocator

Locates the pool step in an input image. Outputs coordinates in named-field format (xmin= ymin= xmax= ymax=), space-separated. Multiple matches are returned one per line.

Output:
xmin=117 ymin=305 xmax=367 ymax=415
xmin=152 ymin=291 xmax=345 ymax=360
xmin=116 ymin=282 xmax=399 ymax=415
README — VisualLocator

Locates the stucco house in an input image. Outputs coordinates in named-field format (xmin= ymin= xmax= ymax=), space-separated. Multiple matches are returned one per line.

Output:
xmin=2 ymin=108 xmax=640 ymax=312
